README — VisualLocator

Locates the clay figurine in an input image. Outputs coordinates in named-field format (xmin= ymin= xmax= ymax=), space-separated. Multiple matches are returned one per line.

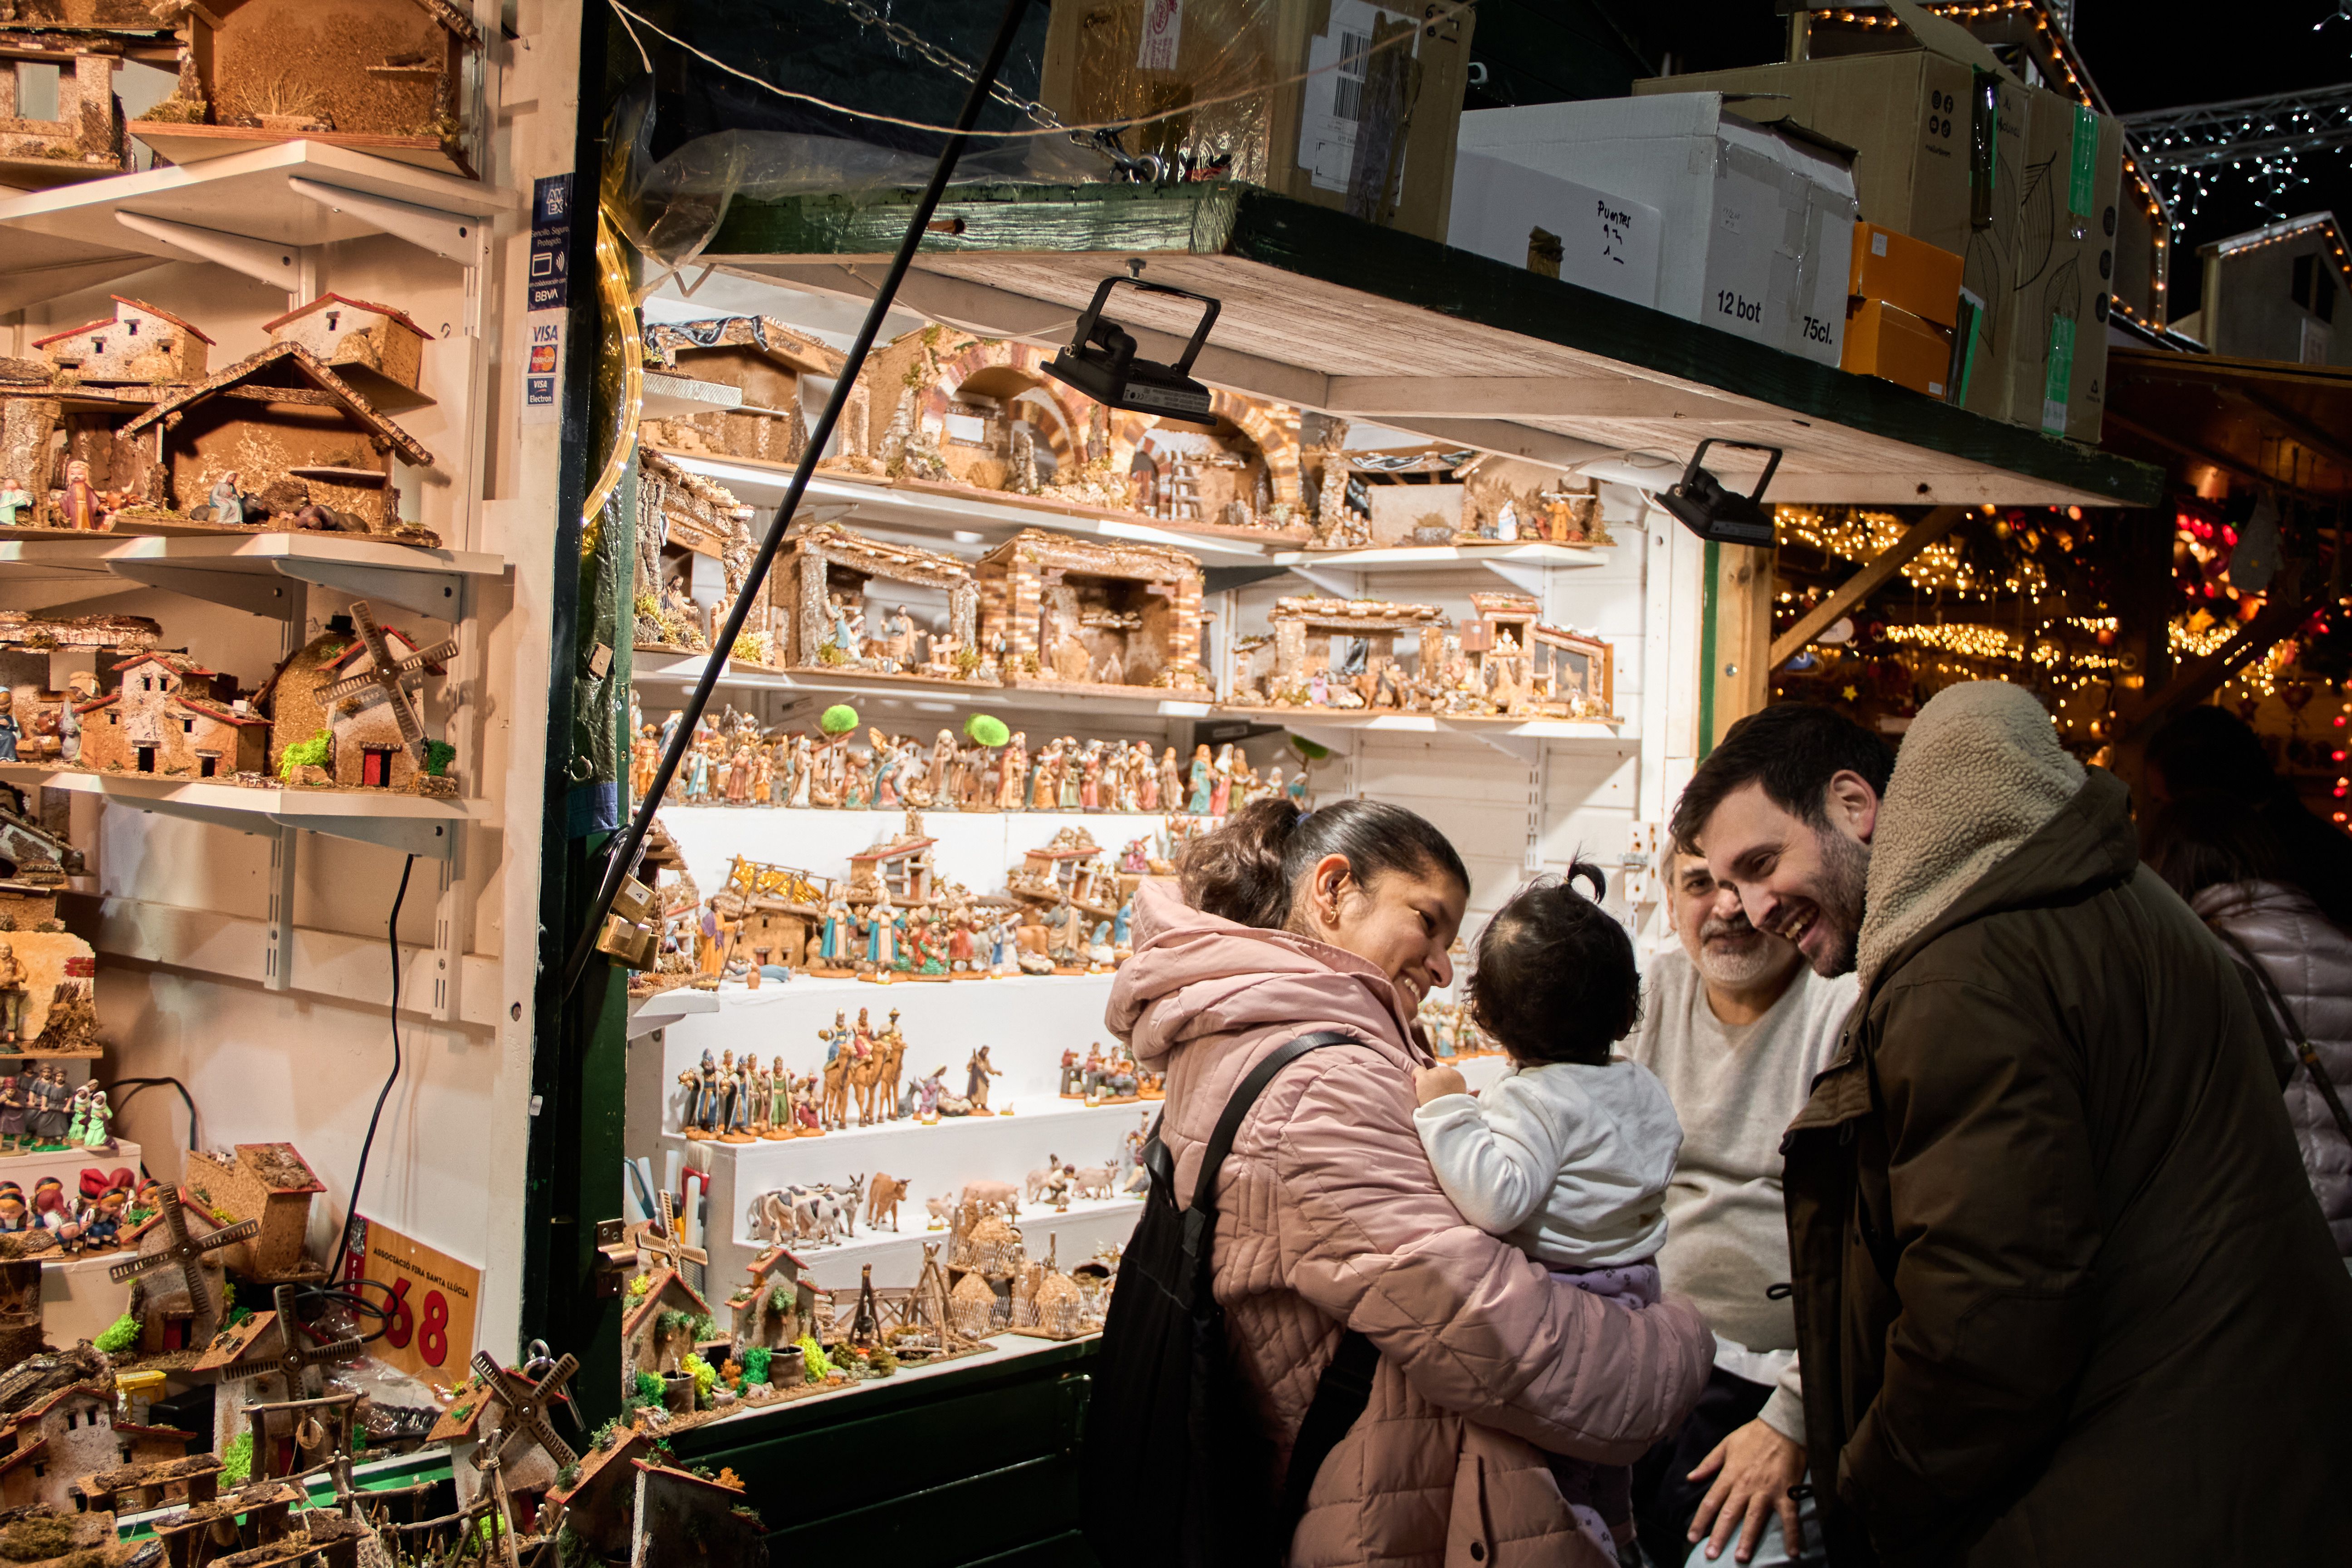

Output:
xmin=207 ymin=472 xmax=245 ymax=528
xmin=58 ymin=459 xmax=102 ymax=531
xmin=0 ymin=691 xmax=17 ymax=764
xmin=0 ymin=940 xmax=24 ymax=1047
xmin=0 ymin=475 xmax=29 ymax=528
xmin=964 ymin=1045 xmax=1001 ymax=1114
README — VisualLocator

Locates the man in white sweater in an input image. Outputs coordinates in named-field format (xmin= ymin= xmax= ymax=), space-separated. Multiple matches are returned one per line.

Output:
xmin=1626 ymin=844 xmax=1855 ymax=1566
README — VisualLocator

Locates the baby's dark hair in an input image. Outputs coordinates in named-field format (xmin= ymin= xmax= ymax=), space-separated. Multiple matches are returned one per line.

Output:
xmin=1468 ymin=862 xmax=1640 ymax=1067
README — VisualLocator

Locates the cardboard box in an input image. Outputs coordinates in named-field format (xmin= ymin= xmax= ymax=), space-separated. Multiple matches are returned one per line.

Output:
xmin=1639 ymin=3 xmax=2033 ymax=421
xmin=1039 ymin=0 xmax=1475 ymax=242
xmin=2005 ymin=93 xmax=2124 ymax=441
xmin=1446 ymin=149 xmax=1662 ymax=308
xmin=1458 ymin=95 xmax=1857 ymax=367
xmin=1851 ymin=221 xmax=1963 ymax=328
xmin=1844 ymin=298 xmax=1955 ymax=399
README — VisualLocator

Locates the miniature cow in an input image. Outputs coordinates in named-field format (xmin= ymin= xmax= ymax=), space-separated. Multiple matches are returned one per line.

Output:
xmin=867 ymin=1172 xmax=909 ymax=1232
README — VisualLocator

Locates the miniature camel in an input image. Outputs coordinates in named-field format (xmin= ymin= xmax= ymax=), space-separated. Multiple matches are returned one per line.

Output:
xmin=820 ymin=1053 xmax=853 ymax=1129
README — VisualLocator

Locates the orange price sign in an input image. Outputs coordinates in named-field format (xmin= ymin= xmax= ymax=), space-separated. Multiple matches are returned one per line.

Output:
xmin=354 ymin=1216 xmax=482 ymax=1383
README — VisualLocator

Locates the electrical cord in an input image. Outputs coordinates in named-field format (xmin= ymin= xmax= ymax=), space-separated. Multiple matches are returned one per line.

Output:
xmin=107 ymin=1076 xmax=199 ymax=1151
xmin=337 ymin=853 xmax=415 ymax=1274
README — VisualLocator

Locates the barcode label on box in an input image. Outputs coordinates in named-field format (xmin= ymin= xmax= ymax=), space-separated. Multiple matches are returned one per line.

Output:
xmin=1136 ymin=0 xmax=1182 ymax=71
xmin=1333 ymin=31 xmax=1370 ymax=121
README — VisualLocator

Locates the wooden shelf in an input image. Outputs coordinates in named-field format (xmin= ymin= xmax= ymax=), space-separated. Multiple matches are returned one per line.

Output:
xmin=0 ymin=764 xmax=468 ymax=859
xmin=708 ymin=181 xmax=2164 ymax=510
xmin=0 ymin=531 xmax=503 ymax=621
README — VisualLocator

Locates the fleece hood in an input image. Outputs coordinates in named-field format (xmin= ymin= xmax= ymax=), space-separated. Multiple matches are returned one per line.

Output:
xmin=1856 ymin=681 xmax=2101 ymax=991
xmin=1105 ymin=882 xmax=1422 ymax=1072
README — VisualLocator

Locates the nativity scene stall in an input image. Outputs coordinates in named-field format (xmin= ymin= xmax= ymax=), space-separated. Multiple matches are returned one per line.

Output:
xmin=978 ymin=529 xmax=1210 ymax=696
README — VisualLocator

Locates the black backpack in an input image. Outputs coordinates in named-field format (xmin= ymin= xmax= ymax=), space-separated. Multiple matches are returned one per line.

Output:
xmin=1081 ymin=1031 xmax=1381 ymax=1568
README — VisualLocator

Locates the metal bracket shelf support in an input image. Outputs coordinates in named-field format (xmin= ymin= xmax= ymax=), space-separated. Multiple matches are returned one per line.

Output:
xmin=113 ymin=211 xmax=304 ymax=293
xmin=288 ymin=177 xmax=490 ymax=336
xmin=107 ymin=562 xmax=304 ymax=622
xmin=271 ymin=559 xmax=470 ymax=623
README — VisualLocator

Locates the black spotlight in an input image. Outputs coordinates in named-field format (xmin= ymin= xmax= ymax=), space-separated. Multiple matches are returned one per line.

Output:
xmin=1043 ymin=272 xmax=1222 ymax=425
xmin=1653 ymin=439 xmax=1784 ymax=546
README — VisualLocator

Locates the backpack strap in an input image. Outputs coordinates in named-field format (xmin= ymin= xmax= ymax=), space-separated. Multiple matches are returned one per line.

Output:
xmin=1170 ymin=1027 xmax=1385 ymax=1553
xmin=1177 ymin=1031 xmax=1359 ymax=1307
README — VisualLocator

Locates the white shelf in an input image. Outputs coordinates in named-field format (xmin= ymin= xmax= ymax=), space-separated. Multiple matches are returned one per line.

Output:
xmin=1273 ymin=539 xmax=1607 ymax=596
xmin=629 ymin=987 xmax=722 ymax=1041
xmin=0 ymin=140 xmax=513 ymax=313
xmin=663 ymin=458 xmax=1290 ymax=570
xmin=0 ymin=533 xmax=504 ymax=622
xmin=630 ymin=649 xmax=1217 ymax=720
xmin=642 ymin=372 xmax=743 ymax=417
xmin=0 ymin=765 xmax=467 ymax=858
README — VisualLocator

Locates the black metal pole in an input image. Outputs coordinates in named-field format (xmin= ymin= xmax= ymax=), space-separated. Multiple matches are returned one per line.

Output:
xmin=561 ymin=0 xmax=1039 ymax=998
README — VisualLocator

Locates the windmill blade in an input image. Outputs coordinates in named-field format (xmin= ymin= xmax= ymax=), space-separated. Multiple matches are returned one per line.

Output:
xmin=392 ymin=639 xmax=461 ymax=674
xmin=197 ymin=1219 xmax=260 ymax=1250
xmin=350 ymin=600 xmax=392 ymax=657
xmin=299 ymin=1334 xmax=368 ymax=1368
xmin=178 ymin=1254 xmax=212 ymax=1319
xmin=315 ymin=671 xmax=386 ymax=704
xmin=387 ymin=692 xmax=428 ymax=757
xmin=470 ymin=1350 xmax=510 ymax=1390
xmin=107 ymin=1250 xmax=178 ymax=1284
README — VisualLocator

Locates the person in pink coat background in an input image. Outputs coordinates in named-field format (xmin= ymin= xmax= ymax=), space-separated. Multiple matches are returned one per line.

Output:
xmin=1107 ymin=798 xmax=1713 ymax=1568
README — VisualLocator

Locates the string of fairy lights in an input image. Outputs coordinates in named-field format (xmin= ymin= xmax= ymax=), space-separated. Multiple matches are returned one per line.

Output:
xmin=1769 ymin=502 xmax=2352 ymax=754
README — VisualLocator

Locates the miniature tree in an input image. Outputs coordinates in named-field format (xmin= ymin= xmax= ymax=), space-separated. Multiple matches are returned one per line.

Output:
xmin=277 ymin=732 xmax=331 ymax=780
xmin=965 ymin=714 xmax=1009 ymax=748
xmin=819 ymin=705 xmax=858 ymax=738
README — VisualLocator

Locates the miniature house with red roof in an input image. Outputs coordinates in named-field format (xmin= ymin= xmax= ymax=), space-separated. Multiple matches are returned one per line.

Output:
xmin=181 ymin=1144 xmax=324 ymax=1282
xmin=262 ymin=295 xmax=430 ymax=395
xmin=727 ymin=1245 xmax=816 ymax=1351
xmin=319 ymin=623 xmax=446 ymax=789
xmin=75 ymin=652 xmax=267 ymax=779
xmin=118 ymin=343 xmax=435 ymax=537
xmin=620 ymin=1267 xmax=711 ymax=1386
xmin=0 ymin=1382 xmax=191 ymax=1511
xmin=543 ymin=1426 xmax=654 ymax=1559
xmin=846 ymin=815 xmax=938 ymax=911
xmin=34 ymin=298 xmax=211 ymax=388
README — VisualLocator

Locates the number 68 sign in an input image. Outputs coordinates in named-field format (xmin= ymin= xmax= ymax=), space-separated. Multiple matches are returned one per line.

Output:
xmin=349 ymin=1216 xmax=483 ymax=1382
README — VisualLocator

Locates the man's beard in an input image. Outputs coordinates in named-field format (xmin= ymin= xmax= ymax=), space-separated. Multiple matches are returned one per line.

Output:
xmin=1812 ymin=824 xmax=1870 ymax=977
xmin=1692 ymin=915 xmax=1794 ymax=990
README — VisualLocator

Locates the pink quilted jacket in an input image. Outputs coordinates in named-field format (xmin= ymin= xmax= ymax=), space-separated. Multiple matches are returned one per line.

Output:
xmin=1107 ymin=884 xmax=1714 ymax=1568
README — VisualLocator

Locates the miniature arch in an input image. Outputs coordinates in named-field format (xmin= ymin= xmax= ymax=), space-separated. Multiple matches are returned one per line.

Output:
xmin=931 ymin=344 xmax=1093 ymax=474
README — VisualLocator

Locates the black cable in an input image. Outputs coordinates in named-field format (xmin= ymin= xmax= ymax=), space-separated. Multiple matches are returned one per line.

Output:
xmin=559 ymin=0 xmax=1043 ymax=1000
xmin=107 ymin=1076 xmax=199 ymax=1152
xmin=286 ymin=1279 xmax=400 ymax=1347
xmin=337 ymin=853 xmax=415 ymax=1273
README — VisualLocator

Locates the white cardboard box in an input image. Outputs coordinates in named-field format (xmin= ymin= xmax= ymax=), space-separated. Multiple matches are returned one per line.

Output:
xmin=1447 ymin=150 xmax=1662 ymax=309
xmin=1458 ymin=95 xmax=1858 ymax=367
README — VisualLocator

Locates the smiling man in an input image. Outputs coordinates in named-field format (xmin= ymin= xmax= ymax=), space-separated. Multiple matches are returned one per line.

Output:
xmin=1625 ymin=843 xmax=1855 ymax=1568
xmin=1670 ymin=687 xmax=2352 ymax=1567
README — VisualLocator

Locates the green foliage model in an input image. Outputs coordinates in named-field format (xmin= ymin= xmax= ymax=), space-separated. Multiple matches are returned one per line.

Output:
xmin=796 ymin=1334 xmax=833 ymax=1381
xmin=740 ymin=1346 xmax=772 ymax=1385
xmin=220 ymin=1432 xmax=254 ymax=1484
xmin=819 ymin=704 xmax=859 ymax=736
xmin=277 ymin=733 xmax=330 ymax=780
xmin=92 ymin=1313 xmax=139 ymax=1354
xmin=965 ymin=713 xmax=1009 ymax=747
xmin=423 ymin=740 xmax=457 ymax=777
xmin=681 ymin=1352 xmax=717 ymax=1406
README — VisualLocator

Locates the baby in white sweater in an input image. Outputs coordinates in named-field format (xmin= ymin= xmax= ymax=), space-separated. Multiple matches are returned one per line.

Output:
xmin=1413 ymin=865 xmax=1682 ymax=1564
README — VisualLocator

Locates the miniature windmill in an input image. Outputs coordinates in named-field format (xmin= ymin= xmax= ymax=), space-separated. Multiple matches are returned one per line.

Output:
xmin=632 ymin=1189 xmax=707 ymax=1276
xmin=314 ymin=600 xmax=460 ymax=769
xmin=467 ymin=1350 xmax=580 ymax=1473
xmin=219 ymin=1284 xmax=367 ymax=1404
xmin=109 ymin=1185 xmax=258 ymax=1336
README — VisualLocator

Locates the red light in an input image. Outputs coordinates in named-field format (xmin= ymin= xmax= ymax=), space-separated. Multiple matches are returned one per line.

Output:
xmin=2335 ymin=715 xmax=2347 ymax=728
xmin=2223 ymin=527 xmax=2238 ymax=546
xmin=2204 ymin=583 xmax=2218 ymax=597
xmin=2332 ymin=750 xmax=2346 ymax=762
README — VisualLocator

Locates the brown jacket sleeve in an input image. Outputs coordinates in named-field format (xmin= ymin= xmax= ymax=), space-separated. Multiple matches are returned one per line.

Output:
xmin=1270 ymin=1050 xmax=1715 ymax=1464
xmin=1841 ymin=977 xmax=2104 ymax=1550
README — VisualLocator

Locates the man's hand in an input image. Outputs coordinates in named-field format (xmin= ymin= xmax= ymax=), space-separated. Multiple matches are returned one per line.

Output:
xmin=1413 ymin=1063 xmax=1467 ymax=1106
xmin=1687 ymin=1417 xmax=1806 ymax=1563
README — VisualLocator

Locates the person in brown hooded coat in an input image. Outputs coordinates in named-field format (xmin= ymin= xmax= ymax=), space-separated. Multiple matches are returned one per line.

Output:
xmin=1675 ymin=684 xmax=2352 ymax=1566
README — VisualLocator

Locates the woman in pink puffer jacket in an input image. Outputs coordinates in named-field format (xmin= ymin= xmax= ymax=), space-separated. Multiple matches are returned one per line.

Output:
xmin=1107 ymin=799 xmax=1713 ymax=1568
